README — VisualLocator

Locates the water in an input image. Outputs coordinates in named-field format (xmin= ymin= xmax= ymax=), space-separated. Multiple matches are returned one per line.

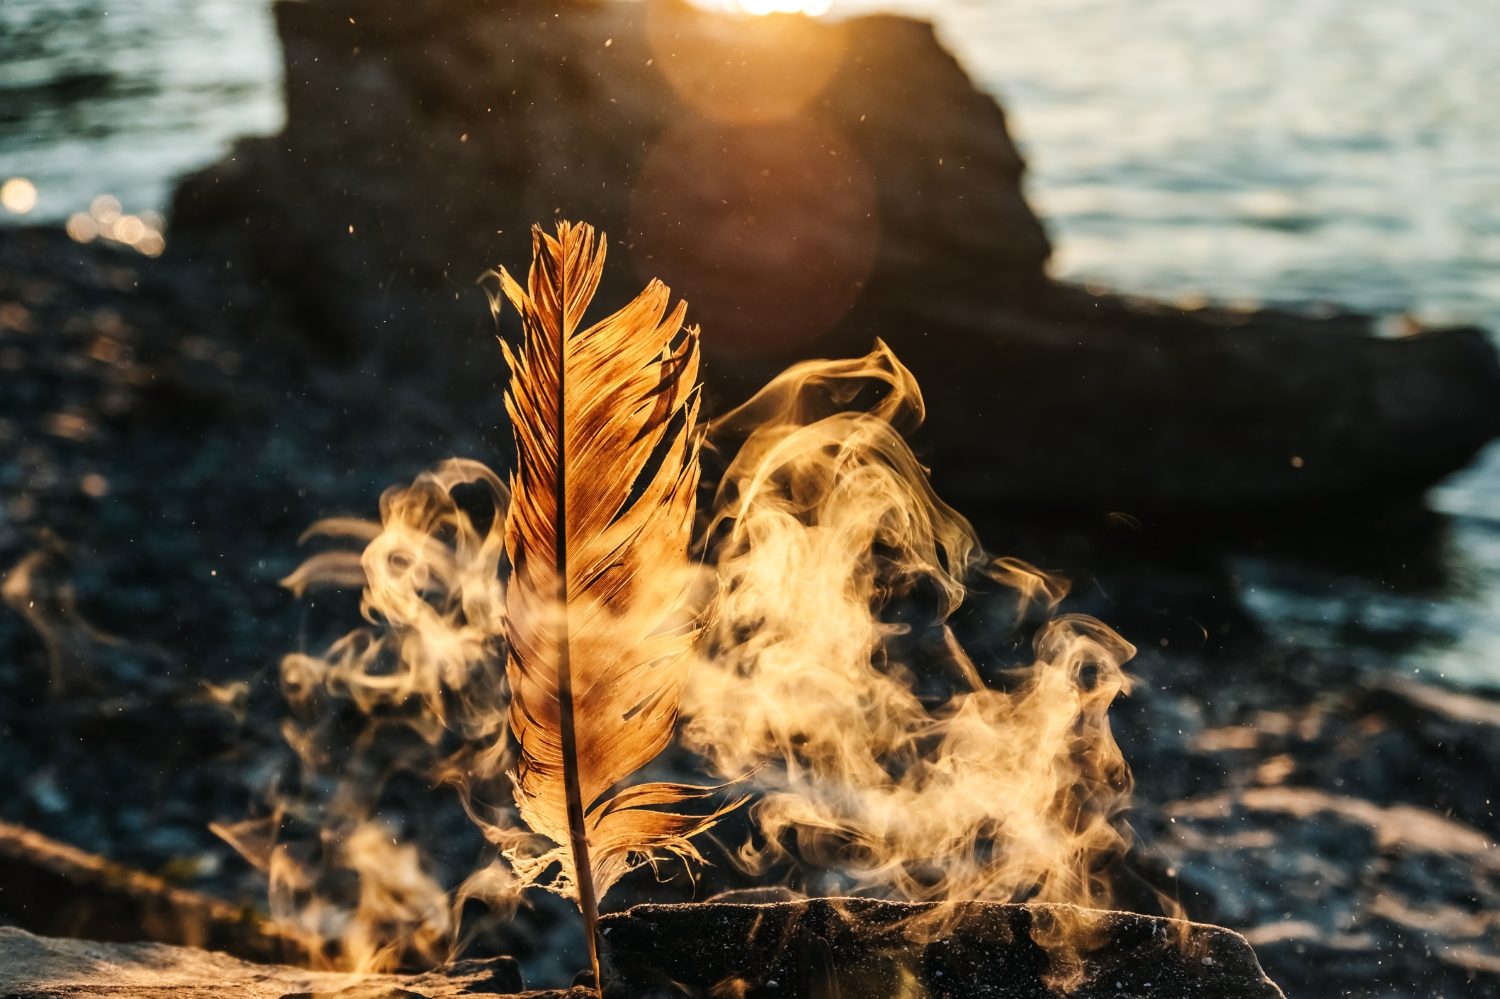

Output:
xmin=0 ymin=0 xmax=281 ymax=222
xmin=2 ymin=0 xmax=1498 ymax=687
xmin=910 ymin=0 xmax=1500 ymax=332
xmin=1232 ymin=441 xmax=1500 ymax=691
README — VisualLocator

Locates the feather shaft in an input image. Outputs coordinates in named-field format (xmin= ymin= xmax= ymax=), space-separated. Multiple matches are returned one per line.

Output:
xmin=498 ymin=221 xmax=730 ymax=993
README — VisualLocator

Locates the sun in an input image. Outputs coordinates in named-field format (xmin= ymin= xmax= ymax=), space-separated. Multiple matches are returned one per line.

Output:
xmin=707 ymin=0 xmax=834 ymax=15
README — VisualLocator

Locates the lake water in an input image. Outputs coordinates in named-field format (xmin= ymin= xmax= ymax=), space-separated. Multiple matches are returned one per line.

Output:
xmin=2 ymin=0 xmax=1498 ymax=689
xmin=0 ymin=0 xmax=281 ymax=223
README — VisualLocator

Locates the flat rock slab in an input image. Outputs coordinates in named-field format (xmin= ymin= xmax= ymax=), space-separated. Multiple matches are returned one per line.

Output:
xmin=2 ymin=901 xmax=1284 ymax=998
xmin=599 ymin=899 xmax=1286 ymax=998
xmin=0 ymin=927 xmax=549 ymax=999
xmin=0 ymin=820 xmax=300 ymax=965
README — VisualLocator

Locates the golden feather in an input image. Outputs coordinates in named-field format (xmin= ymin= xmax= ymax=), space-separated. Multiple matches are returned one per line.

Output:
xmin=496 ymin=221 xmax=724 ymax=986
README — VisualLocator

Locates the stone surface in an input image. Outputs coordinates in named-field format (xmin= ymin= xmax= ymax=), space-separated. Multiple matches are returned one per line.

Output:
xmin=910 ymin=287 xmax=1500 ymax=513
xmin=0 ymin=927 xmax=539 ymax=999
xmin=598 ymin=898 xmax=1285 ymax=998
xmin=0 ymin=901 xmax=1283 ymax=999
xmin=1144 ymin=674 xmax=1500 ymax=999
xmin=171 ymin=0 xmax=1048 ymax=366
xmin=0 ymin=819 xmax=299 ymax=964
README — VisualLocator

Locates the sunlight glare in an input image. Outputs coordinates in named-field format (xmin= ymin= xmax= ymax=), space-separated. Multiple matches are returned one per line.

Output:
xmin=708 ymin=0 xmax=834 ymax=15
xmin=1 ymin=178 xmax=38 ymax=215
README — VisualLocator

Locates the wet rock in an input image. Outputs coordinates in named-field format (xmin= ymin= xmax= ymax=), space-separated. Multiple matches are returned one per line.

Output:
xmin=910 ymin=288 xmax=1500 ymax=513
xmin=170 ymin=0 xmax=1500 ymax=514
xmin=598 ymin=898 xmax=1284 ymax=998
xmin=1160 ymin=788 xmax=1500 ymax=999
xmin=1338 ymin=677 xmax=1500 ymax=835
xmin=1149 ymin=673 xmax=1500 ymax=998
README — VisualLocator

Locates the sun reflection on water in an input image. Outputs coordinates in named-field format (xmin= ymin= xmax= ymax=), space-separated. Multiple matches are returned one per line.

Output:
xmin=64 ymin=194 xmax=165 ymax=257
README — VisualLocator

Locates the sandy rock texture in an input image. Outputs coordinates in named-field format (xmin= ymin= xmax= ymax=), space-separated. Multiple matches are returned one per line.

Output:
xmin=599 ymin=898 xmax=1284 ymax=998
xmin=0 ymin=926 xmax=541 ymax=999
xmin=0 ymin=899 xmax=1283 ymax=999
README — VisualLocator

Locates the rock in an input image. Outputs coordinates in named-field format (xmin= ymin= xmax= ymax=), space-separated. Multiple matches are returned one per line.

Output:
xmin=597 ymin=898 xmax=1284 ymax=998
xmin=169 ymin=0 xmax=1500 ymax=514
xmin=0 ymin=927 xmax=542 ymax=999
xmin=171 ymin=0 xmax=1047 ymax=368
xmin=1156 ymin=675 xmax=1500 ymax=998
xmin=0 ymin=819 xmax=301 ymax=965
xmin=1161 ymin=786 xmax=1500 ymax=998
xmin=0 ymin=901 xmax=1285 ymax=999
xmin=910 ymin=287 xmax=1500 ymax=513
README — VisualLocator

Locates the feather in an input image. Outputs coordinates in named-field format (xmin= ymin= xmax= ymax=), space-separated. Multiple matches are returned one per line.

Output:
xmin=496 ymin=221 xmax=726 ymax=987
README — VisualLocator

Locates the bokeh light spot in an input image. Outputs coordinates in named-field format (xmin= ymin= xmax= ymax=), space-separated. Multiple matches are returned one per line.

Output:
xmin=90 ymin=194 xmax=122 ymax=225
xmin=66 ymin=213 xmax=99 ymax=243
xmin=1 ymin=178 xmax=38 ymax=215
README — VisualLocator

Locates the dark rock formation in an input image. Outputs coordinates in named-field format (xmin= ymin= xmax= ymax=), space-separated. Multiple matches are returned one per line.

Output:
xmin=916 ymin=289 xmax=1500 ymax=512
xmin=599 ymin=898 xmax=1284 ymax=998
xmin=169 ymin=0 xmax=1500 ymax=514
xmin=0 ymin=900 xmax=1283 ymax=999
xmin=172 ymin=0 xmax=1048 ymax=369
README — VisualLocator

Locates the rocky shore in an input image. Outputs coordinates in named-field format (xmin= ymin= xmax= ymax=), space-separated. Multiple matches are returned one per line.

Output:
xmin=3 ymin=0 xmax=1500 ymax=996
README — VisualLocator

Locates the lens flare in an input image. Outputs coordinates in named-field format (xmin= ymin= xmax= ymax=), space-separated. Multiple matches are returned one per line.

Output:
xmin=1 ymin=177 xmax=38 ymax=215
xmin=705 ymin=0 xmax=834 ymax=14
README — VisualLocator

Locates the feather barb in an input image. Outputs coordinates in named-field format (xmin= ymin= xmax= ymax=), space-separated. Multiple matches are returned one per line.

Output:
xmin=498 ymin=221 xmax=728 ymax=989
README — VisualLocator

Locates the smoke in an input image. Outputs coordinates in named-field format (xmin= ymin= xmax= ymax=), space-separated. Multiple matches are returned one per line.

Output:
xmin=682 ymin=341 xmax=1138 ymax=986
xmin=244 ymin=343 xmax=1143 ymax=986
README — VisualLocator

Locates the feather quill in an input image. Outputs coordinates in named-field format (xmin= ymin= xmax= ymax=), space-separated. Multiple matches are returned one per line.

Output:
xmin=496 ymin=222 xmax=724 ymax=987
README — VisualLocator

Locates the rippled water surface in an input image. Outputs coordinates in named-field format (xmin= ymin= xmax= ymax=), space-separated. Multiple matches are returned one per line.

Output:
xmin=872 ymin=0 xmax=1500 ymax=333
xmin=1 ymin=0 xmax=1498 ymax=687
xmin=0 ymin=0 xmax=281 ymax=221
